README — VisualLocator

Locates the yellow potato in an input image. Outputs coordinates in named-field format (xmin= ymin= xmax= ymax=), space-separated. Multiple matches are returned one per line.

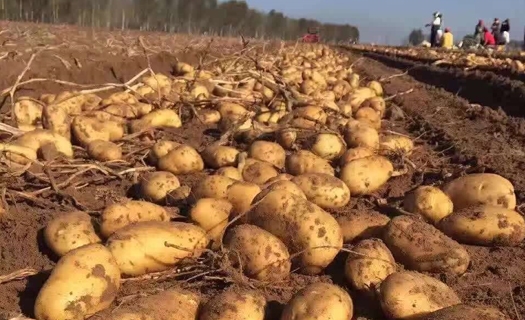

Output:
xmin=148 ymin=140 xmax=181 ymax=165
xmin=361 ymin=96 xmax=386 ymax=117
xmin=368 ymin=80 xmax=384 ymax=96
xmin=14 ymin=97 xmax=43 ymax=129
xmin=174 ymin=62 xmax=194 ymax=75
xmin=276 ymin=129 xmax=297 ymax=149
xmin=355 ymin=107 xmax=381 ymax=130
xmin=0 ymin=143 xmax=38 ymax=165
xmin=291 ymin=173 xmax=350 ymax=209
xmin=311 ymin=133 xmax=346 ymax=160
xmin=241 ymin=158 xmax=279 ymax=185
xmin=130 ymin=109 xmax=182 ymax=133
xmin=344 ymin=120 xmax=380 ymax=149
xmin=198 ymin=109 xmax=221 ymax=124
xmin=140 ymin=171 xmax=180 ymax=203
xmin=226 ymin=181 xmax=261 ymax=220
xmin=189 ymin=198 xmax=232 ymax=244
xmin=71 ymin=115 xmax=125 ymax=146
xmin=380 ymin=134 xmax=414 ymax=155
xmin=216 ymin=166 xmax=243 ymax=180
xmin=217 ymin=101 xmax=249 ymax=121
xmin=192 ymin=175 xmax=237 ymax=200
xmin=201 ymin=145 xmax=240 ymax=169
xmin=421 ymin=304 xmax=509 ymax=320
xmin=87 ymin=140 xmax=122 ymax=161
xmin=157 ymin=144 xmax=204 ymax=175
xmin=200 ymin=289 xmax=266 ymax=320
xmin=261 ymin=180 xmax=306 ymax=200
xmin=14 ymin=129 xmax=73 ymax=159
xmin=102 ymin=103 xmax=152 ymax=119
xmin=339 ymin=147 xmax=376 ymax=166
xmin=404 ymin=186 xmax=454 ymax=224
xmin=339 ymin=155 xmax=393 ymax=196
xmin=102 ymin=91 xmax=139 ymax=106
xmin=248 ymin=140 xmax=286 ymax=169
xmin=286 ymin=150 xmax=335 ymax=176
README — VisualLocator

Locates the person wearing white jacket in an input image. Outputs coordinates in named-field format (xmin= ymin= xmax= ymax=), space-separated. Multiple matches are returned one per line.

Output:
xmin=426 ymin=12 xmax=443 ymax=47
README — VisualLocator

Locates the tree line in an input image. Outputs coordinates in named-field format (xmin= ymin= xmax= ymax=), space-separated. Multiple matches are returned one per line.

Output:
xmin=0 ymin=0 xmax=360 ymax=42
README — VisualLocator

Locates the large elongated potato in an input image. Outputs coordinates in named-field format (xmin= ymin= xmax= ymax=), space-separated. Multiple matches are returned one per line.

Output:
xmin=130 ymin=109 xmax=182 ymax=133
xmin=248 ymin=140 xmax=286 ymax=169
xmin=281 ymin=282 xmax=353 ymax=320
xmin=107 ymin=221 xmax=209 ymax=276
xmin=379 ymin=271 xmax=461 ymax=320
xmin=340 ymin=155 xmax=393 ymax=196
xmin=403 ymin=186 xmax=453 ymax=224
xmin=192 ymin=175 xmax=236 ymax=200
xmin=336 ymin=210 xmax=391 ymax=243
xmin=438 ymin=205 xmax=525 ymax=246
xmin=189 ymin=198 xmax=232 ymax=244
xmin=224 ymin=224 xmax=291 ymax=281
xmin=286 ymin=150 xmax=335 ymax=176
xmin=383 ymin=216 xmax=470 ymax=275
xmin=201 ymin=145 xmax=239 ymax=168
xmin=443 ymin=173 xmax=516 ymax=210
xmin=248 ymin=190 xmax=343 ymax=274
xmin=157 ymin=144 xmax=204 ymax=175
xmin=140 ymin=171 xmax=180 ymax=203
xmin=200 ymin=289 xmax=266 ymax=320
xmin=34 ymin=244 xmax=121 ymax=320
xmin=420 ymin=304 xmax=509 ymax=320
xmin=44 ymin=211 xmax=101 ymax=257
xmin=291 ymin=173 xmax=350 ymax=209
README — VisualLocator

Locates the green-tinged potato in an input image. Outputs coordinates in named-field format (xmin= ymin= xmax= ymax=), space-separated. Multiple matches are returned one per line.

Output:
xmin=189 ymin=198 xmax=232 ymax=244
xmin=107 ymin=221 xmax=208 ymax=277
xmin=100 ymin=201 xmax=169 ymax=238
xmin=148 ymin=140 xmax=181 ymax=164
xmin=87 ymin=140 xmax=122 ymax=161
xmin=248 ymin=190 xmax=343 ymax=274
xmin=344 ymin=238 xmax=396 ymax=292
xmin=224 ymin=224 xmax=291 ymax=281
xmin=44 ymin=211 xmax=101 ymax=257
xmin=15 ymin=129 xmax=74 ymax=158
xmin=140 ymin=171 xmax=180 ymax=203
xmin=200 ymin=289 xmax=266 ymax=320
xmin=339 ymin=147 xmax=376 ymax=166
xmin=241 ymin=158 xmax=279 ymax=185
xmin=443 ymin=173 xmax=516 ymax=210
xmin=340 ymin=155 xmax=393 ymax=196
xmin=311 ymin=133 xmax=346 ymax=160
xmin=130 ymin=109 xmax=182 ymax=133
xmin=226 ymin=182 xmax=261 ymax=220
xmin=420 ymin=304 xmax=509 ymax=320
xmin=248 ymin=141 xmax=286 ymax=169
xmin=438 ymin=205 xmax=525 ymax=246
xmin=202 ymin=145 xmax=240 ymax=169
xmin=336 ymin=210 xmax=391 ymax=243
xmin=216 ymin=166 xmax=243 ymax=181
xmin=404 ymin=186 xmax=454 ymax=224
xmin=157 ymin=144 xmax=204 ymax=175
xmin=286 ymin=150 xmax=335 ymax=176
xmin=344 ymin=120 xmax=380 ymax=149
xmin=34 ymin=244 xmax=120 ymax=320
xmin=291 ymin=173 xmax=350 ymax=209
xmin=192 ymin=175 xmax=237 ymax=200
xmin=380 ymin=134 xmax=414 ymax=155
xmin=379 ymin=271 xmax=461 ymax=320
xmin=383 ymin=216 xmax=470 ymax=275
xmin=281 ymin=282 xmax=353 ymax=320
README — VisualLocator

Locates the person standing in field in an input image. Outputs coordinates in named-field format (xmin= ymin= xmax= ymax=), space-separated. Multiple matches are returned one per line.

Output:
xmin=426 ymin=12 xmax=442 ymax=47
xmin=491 ymin=18 xmax=501 ymax=35
xmin=441 ymin=28 xmax=454 ymax=49
xmin=501 ymin=19 xmax=510 ymax=45
xmin=474 ymin=20 xmax=485 ymax=45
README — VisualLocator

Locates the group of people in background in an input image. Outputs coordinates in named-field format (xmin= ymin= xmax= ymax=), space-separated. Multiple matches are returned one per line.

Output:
xmin=426 ymin=12 xmax=454 ymax=49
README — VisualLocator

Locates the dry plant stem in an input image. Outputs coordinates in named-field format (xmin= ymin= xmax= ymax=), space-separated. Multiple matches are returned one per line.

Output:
xmin=384 ymin=88 xmax=414 ymax=102
xmin=379 ymin=70 xmax=408 ymax=82
xmin=0 ymin=268 xmax=38 ymax=284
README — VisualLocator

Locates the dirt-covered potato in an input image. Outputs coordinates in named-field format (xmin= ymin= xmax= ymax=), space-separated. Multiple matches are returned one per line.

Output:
xmin=192 ymin=175 xmax=237 ymax=200
xmin=290 ymin=106 xmax=328 ymax=129
xmin=157 ymin=144 xmax=204 ymax=175
xmin=379 ymin=271 xmax=461 ymax=320
xmin=281 ymin=282 xmax=353 ymax=320
xmin=189 ymin=198 xmax=232 ymax=244
xmin=100 ymin=201 xmax=169 ymax=238
xmin=200 ymin=289 xmax=266 ymax=320
xmin=403 ymin=186 xmax=454 ymax=224
xmin=87 ymin=140 xmax=122 ymax=161
xmin=248 ymin=140 xmax=286 ymax=169
xmin=129 ymin=109 xmax=182 ymax=133
xmin=14 ymin=129 xmax=74 ymax=158
xmin=344 ymin=120 xmax=380 ymax=149
xmin=339 ymin=147 xmax=376 ymax=166
xmin=383 ymin=216 xmax=470 ymax=275
xmin=226 ymin=182 xmax=261 ymax=220
xmin=148 ymin=140 xmax=181 ymax=164
xmin=286 ymin=150 xmax=335 ymax=176
xmin=380 ymin=134 xmax=414 ymax=155
xmin=438 ymin=205 xmax=525 ymax=246
xmin=34 ymin=244 xmax=121 ymax=320
xmin=71 ymin=115 xmax=124 ymax=146
xmin=198 ymin=109 xmax=221 ymax=124
xmin=420 ymin=304 xmax=509 ymax=320
xmin=241 ymin=158 xmax=279 ymax=185
xmin=103 ymin=102 xmax=152 ymax=119
xmin=14 ymin=97 xmax=43 ymax=130
xmin=248 ymin=190 xmax=343 ymax=274
xmin=0 ymin=143 xmax=38 ymax=166
xmin=262 ymin=180 xmax=307 ymax=199
xmin=291 ymin=173 xmax=350 ymax=209
xmin=336 ymin=210 xmax=390 ymax=243
xmin=361 ymin=96 xmax=386 ymax=117
xmin=443 ymin=173 xmax=516 ymax=210
xmin=202 ymin=145 xmax=239 ymax=168
xmin=355 ymin=107 xmax=381 ymax=130
xmin=107 ymin=221 xmax=208 ymax=276
xmin=216 ymin=166 xmax=243 ymax=180
xmin=140 ymin=171 xmax=180 ymax=203
xmin=44 ymin=211 xmax=101 ymax=257
xmin=311 ymin=133 xmax=346 ymax=160
xmin=340 ymin=155 xmax=393 ymax=196
xmin=224 ymin=224 xmax=291 ymax=281
xmin=276 ymin=129 xmax=297 ymax=149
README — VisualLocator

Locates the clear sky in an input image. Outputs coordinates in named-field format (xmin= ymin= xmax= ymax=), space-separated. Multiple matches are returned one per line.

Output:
xmin=244 ymin=0 xmax=525 ymax=44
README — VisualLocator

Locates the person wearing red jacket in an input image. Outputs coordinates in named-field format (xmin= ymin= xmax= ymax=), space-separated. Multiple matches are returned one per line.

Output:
xmin=483 ymin=27 xmax=496 ymax=46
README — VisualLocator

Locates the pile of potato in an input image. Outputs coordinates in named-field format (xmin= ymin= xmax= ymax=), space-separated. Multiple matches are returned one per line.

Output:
xmin=4 ymin=44 xmax=521 ymax=320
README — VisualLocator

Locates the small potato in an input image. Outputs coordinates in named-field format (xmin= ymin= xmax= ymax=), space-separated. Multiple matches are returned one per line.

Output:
xmin=404 ymin=186 xmax=454 ymax=224
xmin=0 ymin=143 xmax=38 ymax=165
xmin=276 ymin=129 xmax=297 ymax=149
xmin=107 ymin=221 xmax=209 ymax=276
xmin=87 ymin=140 xmax=122 ymax=161
xmin=201 ymin=145 xmax=240 ymax=169
xmin=100 ymin=201 xmax=169 ymax=238
xmin=383 ymin=216 xmax=470 ymax=275
xmin=248 ymin=140 xmax=286 ymax=169
xmin=361 ymin=97 xmax=386 ymax=117
xmin=286 ymin=150 xmax=335 ymax=176
xmin=190 ymin=198 xmax=232 ymax=244
xmin=200 ymin=289 xmax=266 ymax=320
xmin=339 ymin=147 xmax=376 ymax=166
xmin=421 ymin=304 xmax=509 ymax=320
xmin=140 ymin=171 xmax=180 ymax=203
xmin=355 ymin=107 xmax=381 ymax=130
xmin=339 ymin=155 xmax=393 ymax=196
xmin=379 ymin=271 xmax=461 ymax=320
xmin=241 ymin=158 xmax=279 ymax=185
xmin=224 ymin=224 xmax=291 ymax=281
xmin=380 ymin=134 xmax=414 ymax=155
xmin=44 ymin=211 xmax=101 ymax=257
xmin=227 ymin=182 xmax=261 ymax=219
xmin=192 ymin=175 xmax=237 ymax=200
xmin=281 ymin=282 xmax=353 ymax=320
xmin=148 ymin=140 xmax=181 ymax=164
xmin=345 ymin=238 xmax=396 ymax=293
xmin=34 ymin=244 xmax=120 ymax=320
xmin=216 ymin=166 xmax=243 ymax=180
xmin=336 ymin=210 xmax=391 ymax=243
xmin=292 ymin=106 xmax=327 ymax=127
xmin=344 ymin=120 xmax=380 ymax=149
xmin=130 ymin=109 xmax=182 ymax=133
xmin=217 ymin=101 xmax=249 ymax=121
xmin=14 ymin=97 xmax=43 ymax=129
xmin=311 ymin=133 xmax=346 ymax=160
xmin=157 ymin=144 xmax=204 ymax=175
xmin=438 ymin=205 xmax=525 ymax=246
xmin=198 ymin=109 xmax=221 ymax=124
xmin=443 ymin=173 xmax=516 ymax=210
xmin=292 ymin=173 xmax=350 ymax=209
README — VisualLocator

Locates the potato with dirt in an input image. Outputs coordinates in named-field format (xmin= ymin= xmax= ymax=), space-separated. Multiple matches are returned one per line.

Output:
xmin=107 ymin=221 xmax=208 ymax=276
xmin=87 ymin=140 xmax=122 ymax=161
xmin=383 ymin=215 xmax=470 ymax=275
xmin=216 ymin=166 xmax=243 ymax=180
xmin=281 ymin=282 xmax=353 ymax=320
xmin=286 ymin=150 xmax=335 ymax=176
xmin=380 ymin=134 xmax=414 ymax=155
xmin=339 ymin=147 xmax=376 ymax=166
xmin=0 ymin=143 xmax=38 ymax=166
xmin=157 ymin=144 xmax=205 ymax=175
xmin=14 ymin=129 xmax=74 ymax=159
xmin=129 ymin=109 xmax=182 ymax=133
xmin=201 ymin=145 xmax=239 ymax=168
xmin=248 ymin=140 xmax=286 ymax=169
xmin=226 ymin=181 xmax=261 ymax=220
xmin=240 ymin=158 xmax=279 ymax=185
xmin=192 ymin=175 xmax=237 ymax=200
xmin=310 ymin=133 xmax=346 ymax=160
xmin=140 ymin=171 xmax=181 ymax=203
xmin=199 ymin=289 xmax=266 ymax=320
xmin=339 ymin=155 xmax=393 ymax=196
xmin=403 ymin=186 xmax=454 ymax=224
xmin=34 ymin=244 xmax=121 ymax=320
xmin=336 ymin=210 xmax=391 ymax=243
xmin=291 ymin=173 xmax=350 ymax=209
xmin=14 ymin=97 xmax=43 ymax=131
xmin=344 ymin=120 xmax=380 ymax=149
xmin=189 ymin=198 xmax=232 ymax=244
xmin=355 ymin=107 xmax=382 ymax=129
xmin=71 ymin=115 xmax=125 ymax=146
xmin=420 ymin=304 xmax=509 ymax=320
xmin=262 ymin=179 xmax=307 ymax=199
xmin=148 ymin=140 xmax=181 ymax=164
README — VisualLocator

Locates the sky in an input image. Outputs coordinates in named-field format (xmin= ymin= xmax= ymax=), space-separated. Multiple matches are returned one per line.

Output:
xmin=243 ymin=0 xmax=525 ymax=45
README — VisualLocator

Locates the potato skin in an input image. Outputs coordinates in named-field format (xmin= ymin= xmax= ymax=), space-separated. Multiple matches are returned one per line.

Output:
xmin=443 ymin=173 xmax=516 ymax=210
xmin=158 ymin=144 xmax=204 ymax=175
xmin=44 ymin=211 xmax=101 ymax=257
xmin=420 ymin=304 xmax=509 ymax=320
xmin=339 ymin=155 xmax=393 ymax=196
xmin=34 ymin=244 xmax=121 ymax=320
xmin=248 ymin=140 xmax=286 ymax=169
xmin=336 ymin=210 xmax=390 ymax=243
xmin=226 ymin=182 xmax=261 ymax=220
xmin=281 ymin=282 xmax=353 ymax=320
xmin=200 ymin=289 xmax=266 ymax=320
xmin=380 ymin=135 xmax=414 ymax=155
xmin=344 ymin=120 xmax=379 ymax=149
xmin=248 ymin=190 xmax=343 ymax=275
xmin=190 ymin=198 xmax=232 ymax=244
xmin=242 ymin=158 xmax=279 ymax=185
xmin=286 ymin=150 xmax=335 ymax=176
xmin=87 ymin=140 xmax=122 ymax=161
xmin=383 ymin=216 xmax=470 ymax=275
xmin=311 ymin=133 xmax=346 ymax=160
xmin=148 ymin=140 xmax=181 ymax=164
xmin=438 ymin=205 xmax=525 ymax=246
xmin=201 ymin=145 xmax=239 ymax=169
xmin=339 ymin=147 xmax=375 ymax=166
xmin=216 ymin=166 xmax=243 ymax=181
xmin=291 ymin=173 xmax=350 ymax=209
xmin=107 ymin=221 xmax=209 ymax=276
xmin=403 ymin=186 xmax=453 ymax=224
xmin=192 ymin=175 xmax=237 ymax=200
xmin=379 ymin=271 xmax=461 ymax=320
xmin=262 ymin=180 xmax=307 ymax=199
xmin=140 ymin=171 xmax=180 ymax=203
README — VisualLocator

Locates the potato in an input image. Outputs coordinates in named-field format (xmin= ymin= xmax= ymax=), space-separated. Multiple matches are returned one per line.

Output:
xmin=102 ymin=103 xmax=152 ymax=119
xmin=368 ymin=80 xmax=384 ymax=96
xmin=200 ymin=289 xmax=266 ymax=320
xmin=218 ymin=101 xmax=249 ymax=121
xmin=102 ymin=92 xmax=139 ymax=106
xmin=310 ymin=133 xmax=345 ymax=160
xmin=291 ymin=106 xmax=327 ymax=128
xmin=340 ymin=155 xmax=393 ymax=196
xmin=379 ymin=271 xmax=461 ymax=320
xmin=281 ymin=282 xmax=353 ymax=320
xmin=438 ymin=205 xmax=525 ymax=246
xmin=380 ymin=134 xmax=414 ymax=155
xmin=87 ymin=140 xmax=122 ymax=161
xmin=336 ymin=210 xmax=390 ymax=243
xmin=348 ymin=88 xmax=376 ymax=110
xmin=107 ymin=221 xmax=208 ymax=276
xmin=355 ymin=107 xmax=381 ymax=129
xmin=198 ymin=109 xmax=221 ymax=124
xmin=361 ymin=96 xmax=386 ymax=117
xmin=189 ymin=198 xmax=232 ymax=244
xmin=224 ymin=224 xmax=291 ymax=281
xmin=383 ymin=216 xmax=470 ymax=275
xmin=241 ymin=158 xmax=279 ymax=185
xmin=34 ymin=244 xmax=120 ymax=320
xmin=100 ymin=201 xmax=169 ymax=238
xmin=443 ymin=173 xmax=516 ymax=210
xmin=345 ymin=238 xmax=396 ymax=293
xmin=248 ymin=140 xmax=286 ymax=169
xmin=72 ymin=115 xmax=125 ymax=146
xmin=130 ymin=109 xmax=182 ymax=133
xmin=192 ymin=175 xmax=237 ymax=200
xmin=339 ymin=147 xmax=376 ymax=166
xmin=175 ymin=62 xmax=194 ymax=75
xmin=158 ymin=144 xmax=204 ymax=175
xmin=276 ymin=129 xmax=297 ymax=149
xmin=14 ymin=129 xmax=74 ymax=158
xmin=344 ymin=120 xmax=380 ymax=149
xmin=140 ymin=171 xmax=180 ymax=203
xmin=142 ymin=74 xmax=172 ymax=94
xmin=286 ymin=150 xmax=335 ymax=176
xmin=226 ymin=182 xmax=261 ymax=220
xmin=291 ymin=173 xmax=350 ymax=209
xmin=44 ymin=211 xmax=101 ymax=257
xmin=262 ymin=180 xmax=306 ymax=200
xmin=201 ymin=145 xmax=240 ymax=169
xmin=14 ymin=97 xmax=43 ymax=129
xmin=0 ymin=143 xmax=38 ymax=165
xmin=248 ymin=190 xmax=342 ymax=274
xmin=421 ymin=304 xmax=509 ymax=320
xmin=216 ymin=166 xmax=243 ymax=180
xmin=148 ymin=140 xmax=181 ymax=164
xmin=404 ymin=186 xmax=453 ymax=224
